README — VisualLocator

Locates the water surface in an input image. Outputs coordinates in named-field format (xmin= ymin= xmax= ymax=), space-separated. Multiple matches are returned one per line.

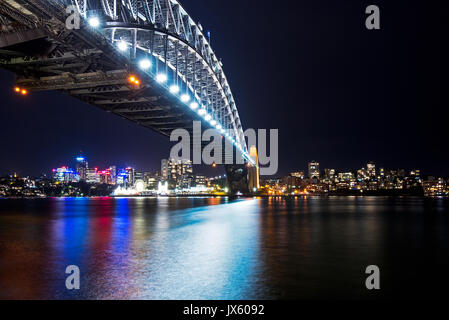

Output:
xmin=0 ymin=196 xmax=448 ymax=299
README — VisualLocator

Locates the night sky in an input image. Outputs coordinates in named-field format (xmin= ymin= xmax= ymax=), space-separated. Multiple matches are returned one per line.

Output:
xmin=0 ymin=0 xmax=447 ymax=177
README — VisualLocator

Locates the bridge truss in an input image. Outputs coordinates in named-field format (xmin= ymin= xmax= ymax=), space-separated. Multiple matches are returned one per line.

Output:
xmin=0 ymin=0 xmax=253 ymax=164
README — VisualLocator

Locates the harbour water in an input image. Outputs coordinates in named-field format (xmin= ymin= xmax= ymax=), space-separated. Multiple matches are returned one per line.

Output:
xmin=0 ymin=196 xmax=448 ymax=299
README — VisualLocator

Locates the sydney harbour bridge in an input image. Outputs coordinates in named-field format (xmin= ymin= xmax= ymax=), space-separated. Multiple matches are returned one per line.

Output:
xmin=0 ymin=0 xmax=258 ymax=193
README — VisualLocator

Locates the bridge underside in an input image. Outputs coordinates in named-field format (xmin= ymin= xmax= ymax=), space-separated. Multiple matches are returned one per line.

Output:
xmin=0 ymin=36 xmax=199 ymax=138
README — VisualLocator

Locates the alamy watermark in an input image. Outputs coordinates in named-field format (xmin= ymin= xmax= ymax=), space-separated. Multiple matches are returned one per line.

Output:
xmin=65 ymin=265 xmax=80 ymax=290
xmin=169 ymin=121 xmax=278 ymax=176
xmin=366 ymin=5 xmax=381 ymax=30
xmin=365 ymin=265 xmax=380 ymax=290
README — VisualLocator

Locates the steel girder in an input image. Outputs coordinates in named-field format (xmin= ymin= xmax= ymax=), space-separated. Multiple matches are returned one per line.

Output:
xmin=0 ymin=0 xmax=251 ymax=161
xmin=67 ymin=0 xmax=247 ymax=153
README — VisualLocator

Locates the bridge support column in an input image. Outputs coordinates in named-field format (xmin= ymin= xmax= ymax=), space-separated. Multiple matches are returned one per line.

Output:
xmin=224 ymin=164 xmax=249 ymax=195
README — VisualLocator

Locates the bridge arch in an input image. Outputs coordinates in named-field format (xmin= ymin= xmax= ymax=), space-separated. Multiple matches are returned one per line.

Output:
xmin=70 ymin=0 xmax=250 ymax=161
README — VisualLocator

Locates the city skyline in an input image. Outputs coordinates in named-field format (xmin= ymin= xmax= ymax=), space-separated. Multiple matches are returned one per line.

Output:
xmin=1 ymin=153 xmax=447 ymax=198
xmin=1 ymin=151 xmax=449 ymax=179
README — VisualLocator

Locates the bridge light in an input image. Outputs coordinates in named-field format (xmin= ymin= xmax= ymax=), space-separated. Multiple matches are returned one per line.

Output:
xmin=128 ymin=75 xmax=140 ymax=86
xmin=156 ymin=73 xmax=167 ymax=83
xmin=216 ymin=124 xmax=222 ymax=130
xmin=117 ymin=41 xmax=128 ymax=52
xmin=198 ymin=108 xmax=206 ymax=116
xmin=210 ymin=120 xmax=217 ymax=126
xmin=14 ymin=87 xmax=20 ymax=93
xmin=180 ymin=94 xmax=190 ymax=102
xmin=88 ymin=16 xmax=100 ymax=28
xmin=139 ymin=59 xmax=152 ymax=70
xmin=21 ymin=89 xmax=28 ymax=95
xmin=169 ymin=85 xmax=180 ymax=94
xmin=190 ymin=102 xmax=199 ymax=110
xmin=205 ymin=114 xmax=212 ymax=121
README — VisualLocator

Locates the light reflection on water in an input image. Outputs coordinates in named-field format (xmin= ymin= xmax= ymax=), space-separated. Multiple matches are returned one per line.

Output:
xmin=0 ymin=196 xmax=448 ymax=299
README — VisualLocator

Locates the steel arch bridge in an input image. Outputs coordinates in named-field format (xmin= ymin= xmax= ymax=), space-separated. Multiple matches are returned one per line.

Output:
xmin=0 ymin=0 xmax=254 ymax=172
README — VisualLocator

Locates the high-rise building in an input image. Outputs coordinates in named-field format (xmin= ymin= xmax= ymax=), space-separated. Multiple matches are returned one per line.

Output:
xmin=162 ymin=158 xmax=193 ymax=185
xmin=367 ymin=161 xmax=376 ymax=177
xmin=125 ymin=167 xmax=135 ymax=186
xmin=308 ymin=161 xmax=320 ymax=180
xmin=76 ymin=156 xmax=88 ymax=181
xmin=109 ymin=166 xmax=117 ymax=184
xmin=161 ymin=159 xmax=169 ymax=180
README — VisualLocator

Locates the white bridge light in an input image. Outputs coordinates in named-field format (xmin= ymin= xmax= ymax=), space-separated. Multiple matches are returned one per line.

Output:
xmin=190 ymin=102 xmax=199 ymax=110
xmin=210 ymin=120 xmax=217 ymax=126
xmin=180 ymin=94 xmax=190 ymax=102
xmin=117 ymin=41 xmax=128 ymax=52
xmin=198 ymin=108 xmax=206 ymax=116
xmin=139 ymin=59 xmax=152 ymax=69
xmin=205 ymin=114 xmax=212 ymax=121
xmin=216 ymin=124 xmax=222 ymax=130
xmin=156 ymin=73 xmax=167 ymax=83
xmin=170 ymin=85 xmax=180 ymax=94
xmin=88 ymin=17 xmax=100 ymax=28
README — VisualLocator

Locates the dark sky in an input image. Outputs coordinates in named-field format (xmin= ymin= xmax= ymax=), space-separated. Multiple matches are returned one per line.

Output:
xmin=0 ymin=0 xmax=448 ymax=177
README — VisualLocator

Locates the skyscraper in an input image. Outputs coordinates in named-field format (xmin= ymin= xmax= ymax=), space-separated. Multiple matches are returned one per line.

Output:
xmin=367 ymin=161 xmax=376 ymax=177
xmin=76 ymin=156 xmax=88 ymax=181
xmin=161 ymin=159 xmax=169 ymax=181
xmin=125 ymin=167 xmax=135 ymax=186
xmin=308 ymin=161 xmax=320 ymax=180
xmin=161 ymin=158 xmax=193 ymax=184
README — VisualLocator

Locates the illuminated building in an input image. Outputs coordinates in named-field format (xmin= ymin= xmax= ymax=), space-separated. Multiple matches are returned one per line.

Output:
xmin=125 ymin=167 xmax=135 ymax=186
xmin=109 ymin=166 xmax=117 ymax=184
xmin=423 ymin=178 xmax=447 ymax=197
xmin=357 ymin=168 xmax=368 ymax=181
xmin=161 ymin=158 xmax=193 ymax=187
xmin=99 ymin=169 xmax=113 ymax=184
xmin=76 ymin=156 xmax=88 ymax=181
xmin=291 ymin=171 xmax=305 ymax=179
xmin=308 ymin=161 xmax=320 ymax=180
xmin=52 ymin=166 xmax=79 ymax=183
xmin=367 ymin=161 xmax=376 ymax=177
xmin=86 ymin=168 xmax=100 ymax=184
xmin=339 ymin=172 xmax=354 ymax=182
xmin=195 ymin=175 xmax=206 ymax=187
xmin=161 ymin=159 xmax=169 ymax=180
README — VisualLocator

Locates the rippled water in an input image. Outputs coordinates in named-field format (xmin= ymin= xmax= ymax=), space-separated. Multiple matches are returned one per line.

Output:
xmin=0 ymin=196 xmax=448 ymax=299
